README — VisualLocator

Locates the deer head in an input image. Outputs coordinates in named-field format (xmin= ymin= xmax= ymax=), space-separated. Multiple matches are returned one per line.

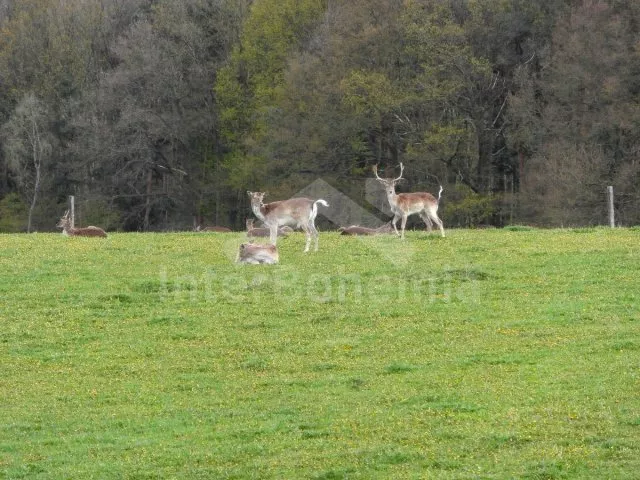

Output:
xmin=56 ymin=211 xmax=71 ymax=229
xmin=373 ymin=163 xmax=405 ymax=197
xmin=247 ymin=191 xmax=266 ymax=206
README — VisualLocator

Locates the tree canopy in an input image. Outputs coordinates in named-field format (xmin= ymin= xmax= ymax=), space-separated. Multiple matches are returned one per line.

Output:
xmin=0 ymin=0 xmax=638 ymax=231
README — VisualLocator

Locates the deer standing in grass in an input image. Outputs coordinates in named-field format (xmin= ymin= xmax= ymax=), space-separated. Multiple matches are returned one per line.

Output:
xmin=373 ymin=163 xmax=445 ymax=239
xmin=57 ymin=211 xmax=107 ymax=238
xmin=247 ymin=191 xmax=329 ymax=252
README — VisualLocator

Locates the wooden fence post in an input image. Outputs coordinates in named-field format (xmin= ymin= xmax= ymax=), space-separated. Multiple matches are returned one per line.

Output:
xmin=69 ymin=195 xmax=75 ymax=229
xmin=607 ymin=186 xmax=614 ymax=228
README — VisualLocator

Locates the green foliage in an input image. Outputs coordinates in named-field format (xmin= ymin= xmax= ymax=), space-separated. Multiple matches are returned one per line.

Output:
xmin=517 ymin=1 xmax=640 ymax=226
xmin=215 ymin=0 xmax=326 ymax=184
xmin=240 ymin=0 xmax=325 ymax=102
xmin=77 ymin=199 xmax=121 ymax=231
xmin=0 ymin=0 xmax=104 ymax=104
xmin=445 ymin=184 xmax=498 ymax=227
xmin=223 ymin=152 xmax=267 ymax=189
xmin=411 ymin=121 xmax=470 ymax=164
xmin=1 ymin=229 xmax=639 ymax=477
xmin=0 ymin=193 xmax=27 ymax=232
xmin=401 ymin=0 xmax=476 ymax=97
xmin=2 ymin=0 xmax=640 ymax=230
xmin=340 ymin=71 xmax=399 ymax=117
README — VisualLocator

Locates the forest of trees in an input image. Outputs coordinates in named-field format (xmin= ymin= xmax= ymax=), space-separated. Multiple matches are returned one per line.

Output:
xmin=1 ymin=0 xmax=639 ymax=232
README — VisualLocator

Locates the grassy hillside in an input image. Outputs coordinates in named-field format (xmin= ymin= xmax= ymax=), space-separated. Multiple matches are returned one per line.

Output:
xmin=1 ymin=229 xmax=639 ymax=479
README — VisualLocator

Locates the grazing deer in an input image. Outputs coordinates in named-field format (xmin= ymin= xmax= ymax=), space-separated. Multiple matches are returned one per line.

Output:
xmin=236 ymin=242 xmax=279 ymax=264
xmin=338 ymin=222 xmax=394 ymax=236
xmin=196 ymin=225 xmax=232 ymax=233
xmin=373 ymin=163 xmax=445 ymax=239
xmin=57 ymin=211 xmax=107 ymax=238
xmin=247 ymin=191 xmax=329 ymax=252
xmin=245 ymin=218 xmax=292 ymax=238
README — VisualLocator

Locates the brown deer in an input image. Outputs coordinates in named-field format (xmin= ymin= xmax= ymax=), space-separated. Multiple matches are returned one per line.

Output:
xmin=195 ymin=225 xmax=232 ymax=233
xmin=247 ymin=191 xmax=329 ymax=252
xmin=245 ymin=218 xmax=292 ymax=238
xmin=338 ymin=222 xmax=394 ymax=236
xmin=57 ymin=211 xmax=107 ymax=238
xmin=373 ymin=163 xmax=444 ymax=239
xmin=236 ymin=242 xmax=279 ymax=264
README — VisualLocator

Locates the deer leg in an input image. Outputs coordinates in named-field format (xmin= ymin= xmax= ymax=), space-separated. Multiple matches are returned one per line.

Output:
xmin=301 ymin=224 xmax=311 ymax=253
xmin=400 ymin=215 xmax=408 ymax=240
xmin=309 ymin=222 xmax=320 ymax=252
xmin=420 ymin=212 xmax=433 ymax=232
xmin=392 ymin=214 xmax=401 ymax=237
xmin=434 ymin=215 xmax=445 ymax=237
xmin=427 ymin=208 xmax=445 ymax=237
xmin=269 ymin=224 xmax=279 ymax=245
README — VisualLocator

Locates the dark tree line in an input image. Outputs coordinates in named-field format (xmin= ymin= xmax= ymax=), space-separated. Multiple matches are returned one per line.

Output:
xmin=0 ymin=0 xmax=638 ymax=232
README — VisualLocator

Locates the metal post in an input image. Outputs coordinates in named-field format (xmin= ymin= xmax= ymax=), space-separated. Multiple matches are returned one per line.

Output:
xmin=607 ymin=186 xmax=614 ymax=228
xmin=69 ymin=195 xmax=75 ymax=229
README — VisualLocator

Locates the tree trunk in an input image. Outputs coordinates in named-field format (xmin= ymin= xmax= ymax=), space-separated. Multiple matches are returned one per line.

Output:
xmin=27 ymin=120 xmax=42 ymax=234
xmin=27 ymin=161 xmax=40 ymax=233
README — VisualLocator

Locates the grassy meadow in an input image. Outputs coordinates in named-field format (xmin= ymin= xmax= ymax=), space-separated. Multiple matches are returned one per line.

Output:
xmin=1 ymin=228 xmax=639 ymax=479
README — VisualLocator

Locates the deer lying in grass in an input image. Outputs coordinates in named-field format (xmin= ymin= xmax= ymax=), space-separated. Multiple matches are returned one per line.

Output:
xmin=247 ymin=191 xmax=329 ymax=252
xmin=57 ymin=211 xmax=107 ymax=238
xmin=338 ymin=222 xmax=394 ymax=236
xmin=195 ymin=225 xmax=232 ymax=233
xmin=245 ymin=219 xmax=292 ymax=238
xmin=236 ymin=243 xmax=279 ymax=264
xmin=373 ymin=163 xmax=445 ymax=239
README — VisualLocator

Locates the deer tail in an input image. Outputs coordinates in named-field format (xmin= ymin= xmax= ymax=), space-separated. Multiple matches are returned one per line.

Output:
xmin=437 ymin=186 xmax=443 ymax=202
xmin=311 ymin=199 xmax=329 ymax=221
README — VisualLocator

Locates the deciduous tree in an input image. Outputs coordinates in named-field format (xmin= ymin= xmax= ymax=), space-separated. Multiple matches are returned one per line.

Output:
xmin=2 ymin=93 xmax=52 ymax=232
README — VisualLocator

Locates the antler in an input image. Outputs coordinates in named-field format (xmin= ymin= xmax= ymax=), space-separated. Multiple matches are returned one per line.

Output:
xmin=374 ymin=163 xmax=404 ymax=182
xmin=373 ymin=164 xmax=383 ymax=180
xmin=394 ymin=163 xmax=405 ymax=182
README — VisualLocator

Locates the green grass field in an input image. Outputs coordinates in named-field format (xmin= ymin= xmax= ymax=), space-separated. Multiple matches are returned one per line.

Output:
xmin=1 ymin=228 xmax=639 ymax=479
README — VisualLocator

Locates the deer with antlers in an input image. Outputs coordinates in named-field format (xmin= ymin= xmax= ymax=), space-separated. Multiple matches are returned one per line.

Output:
xmin=57 ymin=211 xmax=108 ymax=238
xmin=247 ymin=192 xmax=329 ymax=252
xmin=373 ymin=163 xmax=445 ymax=239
